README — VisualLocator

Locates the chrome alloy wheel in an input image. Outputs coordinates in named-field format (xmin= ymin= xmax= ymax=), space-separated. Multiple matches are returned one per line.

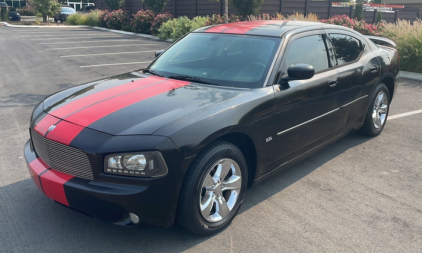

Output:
xmin=372 ymin=90 xmax=388 ymax=129
xmin=199 ymin=159 xmax=242 ymax=223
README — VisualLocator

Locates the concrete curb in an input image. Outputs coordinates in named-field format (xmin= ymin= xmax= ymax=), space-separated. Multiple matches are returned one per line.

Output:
xmin=0 ymin=22 xmax=90 ymax=28
xmin=397 ymin=71 xmax=422 ymax=82
xmin=91 ymin=26 xmax=173 ymax=42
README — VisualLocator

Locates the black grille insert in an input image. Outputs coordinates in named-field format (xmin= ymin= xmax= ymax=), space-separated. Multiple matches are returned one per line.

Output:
xmin=31 ymin=129 xmax=93 ymax=180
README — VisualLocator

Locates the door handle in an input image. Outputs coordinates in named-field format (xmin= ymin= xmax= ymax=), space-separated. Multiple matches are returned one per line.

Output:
xmin=370 ymin=65 xmax=378 ymax=73
xmin=328 ymin=78 xmax=338 ymax=88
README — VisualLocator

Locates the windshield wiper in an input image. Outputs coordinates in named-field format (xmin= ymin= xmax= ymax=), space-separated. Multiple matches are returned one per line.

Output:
xmin=168 ymin=75 xmax=221 ymax=86
xmin=143 ymin=69 xmax=163 ymax=77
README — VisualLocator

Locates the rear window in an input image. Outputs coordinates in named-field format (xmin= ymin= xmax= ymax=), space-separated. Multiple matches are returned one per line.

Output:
xmin=329 ymin=34 xmax=364 ymax=65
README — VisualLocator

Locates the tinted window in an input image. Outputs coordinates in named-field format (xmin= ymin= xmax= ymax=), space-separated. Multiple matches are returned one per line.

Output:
xmin=329 ymin=34 xmax=363 ymax=65
xmin=284 ymin=35 xmax=329 ymax=73
xmin=148 ymin=33 xmax=281 ymax=88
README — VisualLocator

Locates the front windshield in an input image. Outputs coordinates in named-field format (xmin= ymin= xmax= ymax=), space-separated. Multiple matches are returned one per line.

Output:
xmin=147 ymin=33 xmax=281 ymax=88
xmin=62 ymin=7 xmax=75 ymax=13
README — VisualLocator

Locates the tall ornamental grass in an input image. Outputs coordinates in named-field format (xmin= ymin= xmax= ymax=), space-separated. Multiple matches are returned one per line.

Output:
xmin=381 ymin=19 xmax=422 ymax=73
xmin=66 ymin=10 xmax=104 ymax=26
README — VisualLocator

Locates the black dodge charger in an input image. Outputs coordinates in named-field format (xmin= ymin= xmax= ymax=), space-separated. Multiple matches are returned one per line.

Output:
xmin=25 ymin=21 xmax=399 ymax=235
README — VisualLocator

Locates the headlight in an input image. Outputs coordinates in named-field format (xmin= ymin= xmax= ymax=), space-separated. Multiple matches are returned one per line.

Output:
xmin=104 ymin=151 xmax=168 ymax=177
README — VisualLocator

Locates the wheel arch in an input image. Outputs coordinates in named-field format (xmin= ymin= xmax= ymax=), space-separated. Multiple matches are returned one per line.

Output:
xmin=378 ymin=73 xmax=396 ymax=102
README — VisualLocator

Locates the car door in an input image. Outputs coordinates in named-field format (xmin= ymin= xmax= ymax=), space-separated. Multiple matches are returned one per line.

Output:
xmin=271 ymin=31 xmax=341 ymax=168
xmin=326 ymin=30 xmax=380 ymax=131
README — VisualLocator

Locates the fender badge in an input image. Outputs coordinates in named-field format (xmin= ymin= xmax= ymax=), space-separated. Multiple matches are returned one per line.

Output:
xmin=266 ymin=136 xmax=272 ymax=143
xmin=48 ymin=125 xmax=56 ymax=131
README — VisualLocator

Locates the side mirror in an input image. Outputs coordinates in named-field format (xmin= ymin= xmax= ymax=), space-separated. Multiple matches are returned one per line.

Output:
xmin=155 ymin=50 xmax=165 ymax=58
xmin=281 ymin=64 xmax=315 ymax=82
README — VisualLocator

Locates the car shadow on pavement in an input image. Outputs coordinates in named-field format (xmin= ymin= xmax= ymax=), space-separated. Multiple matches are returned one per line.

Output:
xmin=0 ymin=93 xmax=47 ymax=108
xmin=0 ymin=132 xmax=371 ymax=252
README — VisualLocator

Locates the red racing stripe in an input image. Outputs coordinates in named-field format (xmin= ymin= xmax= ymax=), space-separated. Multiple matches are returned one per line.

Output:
xmin=61 ymin=79 xmax=190 ymax=128
xmin=44 ymin=79 xmax=190 ymax=145
xmin=28 ymin=158 xmax=49 ymax=192
xmin=223 ymin=21 xmax=282 ymax=34
xmin=44 ymin=120 xmax=85 ymax=145
xmin=33 ymin=114 xmax=61 ymax=136
xmin=205 ymin=22 xmax=244 ymax=33
xmin=40 ymin=169 xmax=74 ymax=206
xmin=48 ymin=76 xmax=165 ymax=119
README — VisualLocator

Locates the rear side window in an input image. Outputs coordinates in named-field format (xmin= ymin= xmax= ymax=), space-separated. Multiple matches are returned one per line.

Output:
xmin=284 ymin=35 xmax=329 ymax=73
xmin=329 ymin=34 xmax=363 ymax=65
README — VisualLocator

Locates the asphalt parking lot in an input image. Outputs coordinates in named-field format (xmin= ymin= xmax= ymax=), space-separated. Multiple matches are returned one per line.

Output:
xmin=1 ymin=26 xmax=421 ymax=252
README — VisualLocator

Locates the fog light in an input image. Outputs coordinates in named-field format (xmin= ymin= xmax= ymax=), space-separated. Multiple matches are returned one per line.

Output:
xmin=129 ymin=213 xmax=140 ymax=224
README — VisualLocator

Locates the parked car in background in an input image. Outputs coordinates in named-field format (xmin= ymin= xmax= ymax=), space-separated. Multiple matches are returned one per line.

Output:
xmin=79 ymin=5 xmax=95 ymax=13
xmin=25 ymin=21 xmax=399 ymax=235
xmin=54 ymin=6 xmax=75 ymax=22
xmin=8 ymin=10 xmax=21 ymax=21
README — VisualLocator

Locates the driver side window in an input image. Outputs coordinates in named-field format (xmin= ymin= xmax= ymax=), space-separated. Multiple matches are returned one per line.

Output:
xmin=283 ymin=35 xmax=330 ymax=73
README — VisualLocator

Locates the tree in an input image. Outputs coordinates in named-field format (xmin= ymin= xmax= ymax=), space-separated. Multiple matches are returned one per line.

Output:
xmin=229 ymin=0 xmax=264 ymax=17
xmin=372 ymin=0 xmax=382 ymax=3
xmin=32 ymin=0 xmax=60 ymax=22
xmin=142 ymin=0 xmax=169 ymax=14
xmin=354 ymin=2 xmax=364 ymax=21
xmin=376 ymin=10 xmax=382 ymax=24
xmin=104 ymin=0 xmax=125 ymax=10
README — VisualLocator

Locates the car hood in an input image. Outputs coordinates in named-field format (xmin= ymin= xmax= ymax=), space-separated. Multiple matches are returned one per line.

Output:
xmin=43 ymin=72 xmax=248 ymax=136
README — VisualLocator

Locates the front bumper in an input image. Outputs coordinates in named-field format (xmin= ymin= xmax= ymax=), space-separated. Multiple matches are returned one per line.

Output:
xmin=24 ymin=140 xmax=185 ymax=227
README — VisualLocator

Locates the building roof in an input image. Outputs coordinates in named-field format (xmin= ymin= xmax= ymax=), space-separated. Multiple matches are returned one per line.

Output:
xmin=195 ymin=21 xmax=334 ymax=37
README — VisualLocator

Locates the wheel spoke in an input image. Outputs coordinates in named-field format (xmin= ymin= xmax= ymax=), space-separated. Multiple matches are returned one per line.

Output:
xmin=379 ymin=104 xmax=388 ymax=114
xmin=216 ymin=195 xmax=231 ymax=218
xmin=376 ymin=116 xmax=382 ymax=127
xmin=214 ymin=161 xmax=231 ymax=181
xmin=200 ymin=192 xmax=215 ymax=217
xmin=203 ymin=174 xmax=215 ymax=188
xmin=377 ymin=93 xmax=384 ymax=107
xmin=222 ymin=175 xmax=241 ymax=191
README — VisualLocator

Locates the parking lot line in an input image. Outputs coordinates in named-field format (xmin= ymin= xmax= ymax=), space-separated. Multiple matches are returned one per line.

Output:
xmin=61 ymin=50 xmax=157 ymax=57
xmin=13 ymin=29 xmax=90 ymax=32
xmin=29 ymin=36 xmax=124 ymax=40
xmin=388 ymin=109 xmax=422 ymax=120
xmin=80 ymin=61 xmax=151 ymax=68
xmin=47 ymin=44 xmax=156 ymax=50
xmin=39 ymin=39 xmax=138 ymax=45
xmin=21 ymin=34 xmax=108 ymax=37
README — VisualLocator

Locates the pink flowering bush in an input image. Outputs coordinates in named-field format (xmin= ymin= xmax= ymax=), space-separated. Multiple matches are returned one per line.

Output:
xmin=151 ymin=13 xmax=173 ymax=34
xmin=103 ymin=10 xmax=130 ymax=30
xmin=320 ymin=15 xmax=384 ymax=36
xmin=206 ymin=14 xmax=240 ymax=26
xmin=131 ymin=10 xmax=155 ymax=34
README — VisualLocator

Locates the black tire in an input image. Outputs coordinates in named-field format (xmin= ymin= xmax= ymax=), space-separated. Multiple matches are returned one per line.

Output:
xmin=176 ymin=140 xmax=248 ymax=235
xmin=359 ymin=83 xmax=390 ymax=136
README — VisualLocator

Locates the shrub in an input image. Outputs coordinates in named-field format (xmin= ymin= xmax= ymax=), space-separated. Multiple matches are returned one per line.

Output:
xmin=131 ymin=9 xmax=155 ymax=34
xmin=320 ymin=15 xmax=383 ymax=36
xmin=206 ymin=14 xmax=240 ymax=25
xmin=66 ymin=13 xmax=81 ymax=25
xmin=103 ymin=9 xmax=130 ymax=30
xmin=158 ymin=16 xmax=208 ymax=41
xmin=151 ymin=12 xmax=172 ymax=34
xmin=98 ymin=10 xmax=108 ymax=27
xmin=354 ymin=3 xmax=364 ymax=21
xmin=66 ymin=10 xmax=104 ymax=26
xmin=122 ymin=24 xmax=133 ymax=32
xmin=249 ymin=12 xmax=319 ymax=22
xmin=229 ymin=0 xmax=264 ymax=17
xmin=381 ymin=19 xmax=422 ymax=73
xmin=142 ymin=0 xmax=169 ymax=14
xmin=17 ymin=8 xmax=36 ymax=16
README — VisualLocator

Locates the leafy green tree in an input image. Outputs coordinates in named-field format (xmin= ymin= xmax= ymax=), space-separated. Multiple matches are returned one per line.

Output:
xmin=376 ymin=11 xmax=382 ymax=24
xmin=142 ymin=0 xmax=169 ymax=14
xmin=354 ymin=2 xmax=364 ymax=21
xmin=229 ymin=0 xmax=264 ymax=17
xmin=32 ymin=0 xmax=60 ymax=22
xmin=104 ymin=0 xmax=125 ymax=10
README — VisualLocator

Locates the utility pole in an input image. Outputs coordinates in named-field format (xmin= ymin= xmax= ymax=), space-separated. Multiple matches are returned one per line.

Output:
xmin=224 ymin=0 xmax=228 ymax=23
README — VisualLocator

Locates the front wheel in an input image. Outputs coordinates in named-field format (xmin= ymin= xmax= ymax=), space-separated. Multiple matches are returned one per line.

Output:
xmin=359 ymin=83 xmax=390 ymax=136
xmin=177 ymin=141 xmax=248 ymax=235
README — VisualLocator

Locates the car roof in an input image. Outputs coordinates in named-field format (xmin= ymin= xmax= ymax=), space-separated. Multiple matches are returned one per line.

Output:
xmin=194 ymin=20 xmax=345 ymax=37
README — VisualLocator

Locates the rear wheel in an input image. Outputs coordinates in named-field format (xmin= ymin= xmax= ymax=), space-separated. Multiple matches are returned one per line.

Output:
xmin=177 ymin=141 xmax=248 ymax=235
xmin=359 ymin=83 xmax=390 ymax=136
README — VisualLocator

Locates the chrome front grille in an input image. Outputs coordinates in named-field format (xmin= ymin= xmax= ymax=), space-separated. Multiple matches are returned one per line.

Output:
xmin=31 ymin=129 xmax=94 ymax=180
